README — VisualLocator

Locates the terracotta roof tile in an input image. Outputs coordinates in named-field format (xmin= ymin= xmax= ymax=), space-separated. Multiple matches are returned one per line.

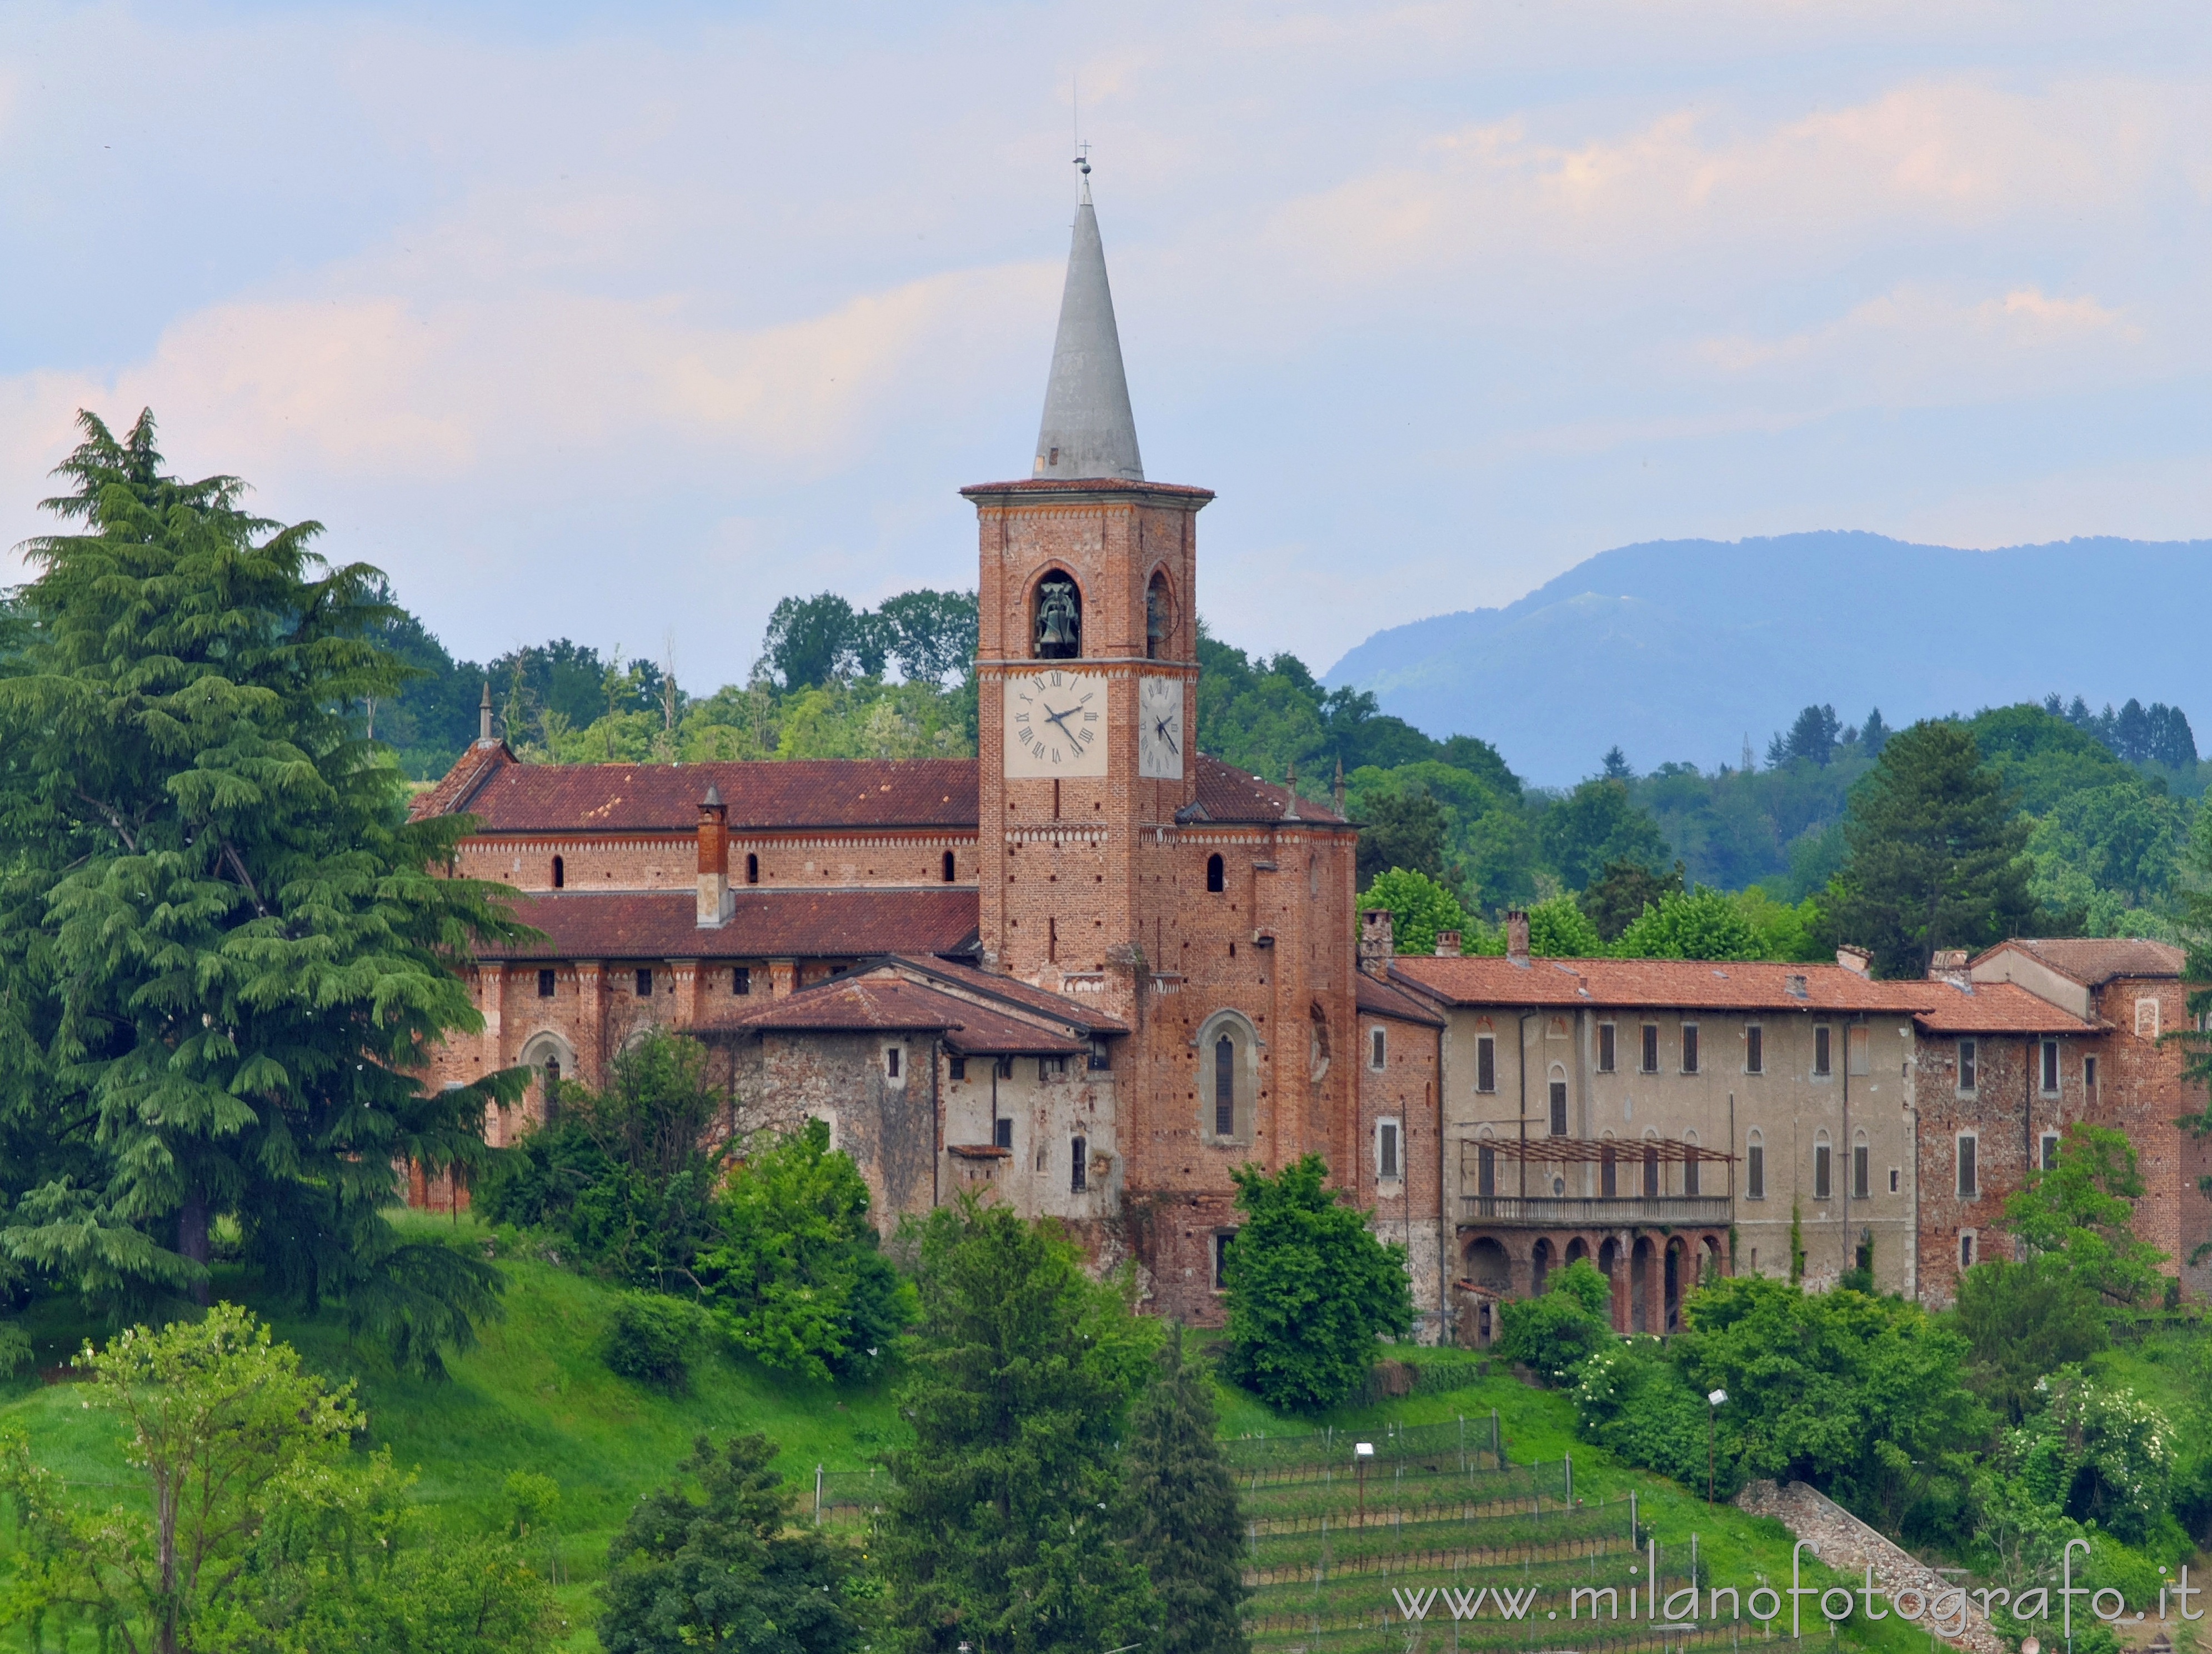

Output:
xmin=1186 ymin=754 xmax=1346 ymax=826
xmin=417 ymin=757 xmax=978 ymax=833
xmin=481 ymin=888 xmax=979 ymax=961
xmin=408 ymin=742 xmax=516 ymax=822
xmin=1357 ymin=973 xmax=1445 ymax=1027
xmin=1974 ymin=937 xmax=2187 ymax=985
xmin=875 ymin=955 xmax=1129 ymax=1035
xmin=1389 ymin=955 xmax=2099 ymax=1032
xmin=712 ymin=977 xmax=1085 ymax=1053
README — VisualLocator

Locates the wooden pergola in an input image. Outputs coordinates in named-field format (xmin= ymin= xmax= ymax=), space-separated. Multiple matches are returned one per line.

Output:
xmin=1460 ymin=1132 xmax=1736 ymax=1200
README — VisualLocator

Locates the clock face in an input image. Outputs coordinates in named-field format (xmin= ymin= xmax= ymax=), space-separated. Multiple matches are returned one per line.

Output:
xmin=1138 ymin=676 xmax=1185 ymax=780
xmin=1003 ymin=670 xmax=1109 ymax=777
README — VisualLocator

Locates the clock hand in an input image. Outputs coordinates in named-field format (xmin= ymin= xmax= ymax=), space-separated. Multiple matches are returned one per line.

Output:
xmin=1154 ymin=717 xmax=1179 ymax=753
xmin=1042 ymin=704 xmax=1077 ymax=736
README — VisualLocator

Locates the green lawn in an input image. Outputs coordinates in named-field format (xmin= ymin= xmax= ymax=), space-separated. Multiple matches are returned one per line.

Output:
xmin=0 ymin=1223 xmax=2048 ymax=1654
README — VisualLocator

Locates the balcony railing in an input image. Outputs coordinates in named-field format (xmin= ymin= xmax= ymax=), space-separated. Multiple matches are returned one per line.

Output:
xmin=1458 ymin=1195 xmax=1733 ymax=1227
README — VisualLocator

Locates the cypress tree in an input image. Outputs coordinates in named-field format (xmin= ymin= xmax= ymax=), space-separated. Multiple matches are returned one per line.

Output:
xmin=0 ymin=410 xmax=526 ymax=1362
xmin=1118 ymin=1325 xmax=1250 ymax=1654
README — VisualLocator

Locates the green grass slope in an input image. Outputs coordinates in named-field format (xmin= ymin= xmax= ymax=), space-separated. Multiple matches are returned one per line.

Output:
xmin=4 ymin=1217 xmax=1936 ymax=1654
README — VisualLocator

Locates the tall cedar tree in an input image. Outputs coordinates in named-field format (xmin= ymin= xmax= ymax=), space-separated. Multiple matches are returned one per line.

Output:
xmin=1820 ymin=719 xmax=2037 ymax=978
xmin=0 ymin=411 xmax=526 ymax=1360
xmin=598 ymin=1432 xmax=860 ymax=1654
xmin=1222 ymin=1155 xmax=1415 ymax=1413
xmin=875 ymin=1198 xmax=1158 ymax=1654
xmin=1117 ymin=1325 xmax=1251 ymax=1654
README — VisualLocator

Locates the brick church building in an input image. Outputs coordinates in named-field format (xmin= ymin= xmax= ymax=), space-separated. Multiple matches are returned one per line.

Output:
xmin=412 ymin=179 xmax=1452 ymax=1334
xmin=411 ymin=182 xmax=2206 ymax=1336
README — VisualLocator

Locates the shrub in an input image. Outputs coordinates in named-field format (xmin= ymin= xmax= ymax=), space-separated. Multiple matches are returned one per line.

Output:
xmin=602 ymin=1294 xmax=704 ymax=1389
xmin=1495 ymin=1260 xmax=1613 ymax=1385
xmin=0 ymin=1322 xmax=32 ymax=1378
xmin=1572 ymin=1340 xmax=1708 ymax=1488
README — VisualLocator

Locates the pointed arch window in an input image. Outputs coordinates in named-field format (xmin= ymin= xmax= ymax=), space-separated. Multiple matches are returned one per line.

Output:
xmin=1146 ymin=570 xmax=1174 ymax=659
xmin=1033 ymin=572 xmax=1082 ymax=659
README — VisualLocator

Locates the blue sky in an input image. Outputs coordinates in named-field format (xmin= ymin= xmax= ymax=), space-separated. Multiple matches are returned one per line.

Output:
xmin=1 ymin=1 xmax=2205 ymax=687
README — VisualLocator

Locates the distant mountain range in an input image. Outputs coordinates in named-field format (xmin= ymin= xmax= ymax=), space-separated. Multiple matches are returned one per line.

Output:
xmin=1321 ymin=532 xmax=2212 ymax=788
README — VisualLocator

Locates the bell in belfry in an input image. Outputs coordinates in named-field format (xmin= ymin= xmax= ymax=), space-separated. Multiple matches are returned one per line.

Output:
xmin=1034 ymin=576 xmax=1081 ymax=658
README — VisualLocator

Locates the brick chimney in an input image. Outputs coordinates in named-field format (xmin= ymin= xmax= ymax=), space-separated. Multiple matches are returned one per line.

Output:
xmin=697 ymin=784 xmax=732 ymax=927
xmin=1835 ymin=945 xmax=1872 ymax=978
xmin=1505 ymin=910 xmax=1530 ymax=966
xmin=1359 ymin=908 xmax=1394 ymax=967
xmin=1435 ymin=930 xmax=1462 ymax=957
xmin=1929 ymin=948 xmax=1970 ymax=988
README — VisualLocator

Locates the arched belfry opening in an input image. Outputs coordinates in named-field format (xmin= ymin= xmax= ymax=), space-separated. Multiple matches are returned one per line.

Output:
xmin=1146 ymin=569 xmax=1173 ymax=659
xmin=1033 ymin=572 xmax=1082 ymax=659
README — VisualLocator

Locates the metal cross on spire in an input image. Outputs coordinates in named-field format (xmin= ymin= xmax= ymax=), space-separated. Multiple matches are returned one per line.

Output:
xmin=1074 ymin=140 xmax=1092 ymax=202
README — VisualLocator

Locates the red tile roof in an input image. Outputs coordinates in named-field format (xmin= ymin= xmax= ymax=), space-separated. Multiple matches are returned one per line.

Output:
xmin=1357 ymin=972 xmax=1445 ymax=1027
xmin=1389 ymin=955 xmax=2099 ymax=1032
xmin=409 ymin=741 xmax=516 ymax=822
xmin=1974 ymin=937 xmax=2187 ymax=985
xmin=880 ymin=955 xmax=1128 ymax=1035
xmin=1911 ymin=983 xmax=2104 ymax=1035
xmin=481 ymin=889 xmax=979 ymax=961
xmin=417 ymin=757 xmax=978 ymax=833
xmin=713 ymin=977 xmax=1085 ymax=1054
xmin=1186 ymin=755 xmax=1347 ymax=826
xmin=959 ymin=478 xmax=1217 ymax=501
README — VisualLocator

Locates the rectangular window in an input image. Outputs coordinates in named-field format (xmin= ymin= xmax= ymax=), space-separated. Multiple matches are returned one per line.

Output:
xmin=2041 ymin=1131 xmax=2060 ymax=1172
xmin=1958 ymin=1039 xmax=1977 ymax=1092
xmin=1960 ymin=1232 xmax=1975 ymax=1268
xmin=1745 ymin=1025 xmax=1763 ymax=1075
xmin=1041 ymin=1055 xmax=1067 ymax=1080
xmin=1813 ymin=1027 xmax=1831 ymax=1076
xmin=1641 ymin=1023 xmax=1659 ymax=1074
xmin=1070 ymin=1137 xmax=1088 ymax=1193
xmin=1889 ymin=1166 xmax=1900 ymax=1193
xmin=1478 ymin=1142 xmax=1497 ymax=1198
xmin=732 ymin=966 xmax=751 ymax=995
xmin=1088 ymin=1038 xmax=1110 ymax=1072
xmin=1597 ymin=1023 xmax=1617 ymax=1073
xmin=635 ymin=968 xmax=654 ymax=997
xmin=1747 ymin=1143 xmax=1764 ymax=1200
xmin=1549 ymin=1080 xmax=1568 ymax=1136
xmin=1212 ymin=1231 xmax=1234 ymax=1290
xmin=1685 ymin=1150 xmax=1700 ymax=1198
xmin=1853 ymin=1143 xmax=1869 ymax=1200
xmin=885 ymin=1047 xmax=902 ymax=1079
xmin=2040 ymin=1040 xmax=2060 ymax=1094
xmin=1643 ymin=1143 xmax=1660 ymax=1198
xmin=1476 ymin=1036 xmax=1497 ymax=1093
xmin=1814 ymin=1143 xmax=1832 ymax=1201
xmin=995 ymin=1115 xmax=1013 ymax=1151
xmin=2084 ymin=1055 xmax=2099 ymax=1097
xmin=1600 ymin=1145 xmax=1617 ymax=1198
xmin=1958 ymin=1135 xmax=1978 ymax=1197
xmin=1370 ymin=1028 xmax=1387 ymax=1070
xmin=1848 ymin=1026 xmax=1870 ymax=1076
xmin=1378 ymin=1120 xmax=1401 ymax=1180
xmin=537 ymin=968 xmax=556 ymax=997
xmin=949 ymin=1056 xmax=967 ymax=1082
xmin=1681 ymin=1024 xmax=1699 ymax=1075
xmin=997 ymin=1055 xmax=1015 ymax=1080
xmin=1215 ymin=1037 xmax=1236 ymax=1137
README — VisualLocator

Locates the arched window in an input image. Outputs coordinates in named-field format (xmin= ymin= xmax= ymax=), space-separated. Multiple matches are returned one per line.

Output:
xmin=551 ymin=854 xmax=565 ymax=888
xmin=942 ymin=850 xmax=956 ymax=883
xmin=1853 ymin=1127 xmax=1870 ymax=1200
xmin=1145 ymin=570 xmax=1173 ymax=660
xmin=1746 ymin=1127 xmax=1765 ymax=1200
xmin=1033 ymin=571 xmax=1082 ymax=659
xmin=518 ymin=1031 xmax=578 ymax=1128
xmin=1197 ymin=1011 xmax=1259 ymax=1143
xmin=1814 ymin=1129 xmax=1834 ymax=1201
xmin=1205 ymin=853 xmax=1225 ymax=892
xmin=1684 ymin=1128 xmax=1700 ymax=1197
xmin=745 ymin=852 xmax=759 ymax=885
xmin=1548 ymin=1064 xmax=1569 ymax=1136
xmin=1476 ymin=1127 xmax=1497 ymax=1201
xmin=1642 ymin=1130 xmax=1661 ymax=1197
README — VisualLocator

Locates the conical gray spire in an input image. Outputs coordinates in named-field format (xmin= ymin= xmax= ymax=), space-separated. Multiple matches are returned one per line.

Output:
xmin=1033 ymin=195 xmax=1143 ymax=482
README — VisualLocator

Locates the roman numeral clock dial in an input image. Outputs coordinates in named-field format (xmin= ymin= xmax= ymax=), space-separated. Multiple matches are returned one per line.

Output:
xmin=1002 ymin=670 xmax=1109 ymax=777
xmin=1138 ymin=675 xmax=1185 ymax=779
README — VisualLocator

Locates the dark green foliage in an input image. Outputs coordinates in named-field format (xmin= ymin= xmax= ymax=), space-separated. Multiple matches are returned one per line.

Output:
xmin=1767 ymin=704 xmax=1842 ymax=767
xmin=1222 ymin=1156 xmax=1415 ymax=1413
xmin=1495 ymin=1259 xmax=1614 ymax=1385
xmin=1353 ymin=786 xmax=1453 ymax=888
xmin=1571 ymin=1338 xmax=1709 ymax=1488
xmin=603 ymin=1293 xmax=706 ymax=1389
xmin=1820 ymin=719 xmax=2040 ymax=978
xmin=474 ymin=1029 xmax=728 ymax=1292
xmin=873 ymin=589 xmax=980 ymax=686
xmin=2049 ymin=691 xmax=2199 ymax=767
xmin=875 ymin=1198 xmax=1157 ymax=1654
xmin=1954 ymin=1256 xmax=2108 ymax=1422
xmin=1580 ymin=858 xmax=1684 ymax=942
xmin=699 ymin=1118 xmax=917 ymax=1383
xmin=1537 ymin=778 xmax=1670 ymax=892
xmin=0 ymin=409 xmax=522 ymax=1362
xmin=599 ymin=1432 xmax=862 ymax=1654
xmin=759 ymin=589 xmax=977 ymax=691
xmin=1117 ymin=1326 xmax=1250 ymax=1654
xmin=2003 ymin=1123 xmax=2166 ymax=1305
xmin=1673 ymin=1275 xmax=1986 ymax=1538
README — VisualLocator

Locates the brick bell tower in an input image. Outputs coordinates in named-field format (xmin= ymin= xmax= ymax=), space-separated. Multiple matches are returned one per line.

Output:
xmin=964 ymin=164 xmax=1212 ymax=1017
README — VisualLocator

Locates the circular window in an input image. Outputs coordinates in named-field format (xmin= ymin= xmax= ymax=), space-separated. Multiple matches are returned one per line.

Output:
xmin=1553 ymin=1176 xmax=1567 ymax=1196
